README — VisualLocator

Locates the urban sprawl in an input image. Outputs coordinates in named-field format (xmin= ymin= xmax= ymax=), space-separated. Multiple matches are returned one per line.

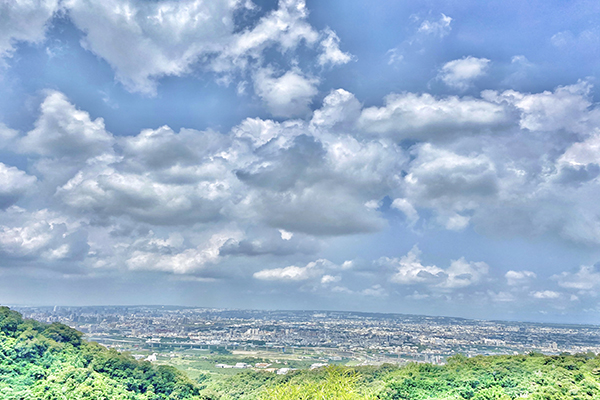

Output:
xmin=14 ymin=306 xmax=600 ymax=373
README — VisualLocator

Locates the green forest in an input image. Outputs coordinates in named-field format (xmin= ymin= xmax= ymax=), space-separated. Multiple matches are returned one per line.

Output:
xmin=2 ymin=307 xmax=600 ymax=400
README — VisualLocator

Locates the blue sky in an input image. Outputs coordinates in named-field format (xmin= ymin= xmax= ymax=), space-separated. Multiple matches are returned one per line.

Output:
xmin=1 ymin=0 xmax=600 ymax=323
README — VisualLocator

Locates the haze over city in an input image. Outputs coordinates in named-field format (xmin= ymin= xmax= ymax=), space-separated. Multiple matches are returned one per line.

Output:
xmin=2 ymin=0 xmax=600 ymax=324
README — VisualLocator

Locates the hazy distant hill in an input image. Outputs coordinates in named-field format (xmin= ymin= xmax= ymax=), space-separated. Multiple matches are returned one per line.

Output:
xmin=2 ymin=306 xmax=600 ymax=399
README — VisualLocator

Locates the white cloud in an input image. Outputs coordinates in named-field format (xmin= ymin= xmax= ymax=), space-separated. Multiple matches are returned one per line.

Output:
xmin=386 ymin=246 xmax=444 ymax=285
xmin=0 ymin=208 xmax=85 ymax=262
xmin=0 ymin=214 xmax=56 ymax=258
xmin=358 ymin=92 xmax=508 ymax=140
xmin=254 ymin=258 xmax=347 ymax=283
xmin=0 ymin=123 xmax=18 ymax=146
xmin=384 ymin=245 xmax=489 ymax=289
xmin=361 ymin=284 xmax=387 ymax=297
xmin=318 ymin=28 xmax=352 ymax=67
xmin=57 ymin=165 xmax=233 ymax=225
xmin=119 ymin=125 xmax=229 ymax=170
xmin=482 ymin=80 xmax=599 ymax=134
xmin=232 ymin=117 xmax=301 ymax=148
xmin=254 ymin=260 xmax=324 ymax=281
xmin=20 ymin=90 xmax=114 ymax=159
xmin=505 ymin=270 xmax=536 ymax=286
xmin=211 ymin=0 xmax=319 ymax=72
xmin=531 ymin=290 xmax=561 ymax=299
xmin=236 ymin=132 xmax=393 ymax=236
xmin=385 ymin=13 xmax=452 ymax=66
xmin=310 ymin=89 xmax=361 ymax=131
xmin=386 ymin=48 xmax=403 ymax=66
xmin=219 ymin=231 xmax=319 ymax=257
xmin=391 ymin=198 xmax=419 ymax=226
xmin=279 ymin=229 xmax=293 ymax=240
xmin=4 ymin=78 xmax=600 ymax=282
xmin=0 ymin=0 xmax=60 ymax=58
xmin=442 ymin=258 xmax=489 ymax=289
xmin=552 ymin=264 xmax=600 ymax=291
xmin=557 ymin=131 xmax=600 ymax=167
xmin=64 ymin=0 xmax=242 ymax=94
xmin=126 ymin=231 xmax=238 ymax=274
xmin=253 ymin=67 xmax=319 ymax=117
xmin=340 ymin=260 xmax=354 ymax=270
xmin=321 ymin=274 xmax=340 ymax=284
xmin=417 ymin=14 xmax=452 ymax=38
xmin=438 ymin=56 xmax=490 ymax=91
xmin=64 ymin=0 xmax=327 ymax=96
xmin=404 ymin=144 xmax=498 ymax=230
xmin=0 ymin=163 xmax=37 ymax=209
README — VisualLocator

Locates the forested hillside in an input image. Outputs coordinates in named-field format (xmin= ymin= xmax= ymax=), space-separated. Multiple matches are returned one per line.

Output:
xmin=0 ymin=307 xmax=201 ymax=399
xmin=1 ymin=307 xmax=600 ymax=399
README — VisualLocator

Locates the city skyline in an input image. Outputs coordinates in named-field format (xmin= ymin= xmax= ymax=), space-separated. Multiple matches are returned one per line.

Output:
xmin=1 ymin=0 xmax=600 ymax=323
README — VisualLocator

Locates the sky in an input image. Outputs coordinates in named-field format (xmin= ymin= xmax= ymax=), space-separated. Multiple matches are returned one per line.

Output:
xmin=1 ymin=0 xmax=600 ymax=324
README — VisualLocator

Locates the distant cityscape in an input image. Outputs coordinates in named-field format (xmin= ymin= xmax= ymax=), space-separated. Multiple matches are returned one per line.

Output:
xmin=14 ymin=306 xmax=600 ymax=369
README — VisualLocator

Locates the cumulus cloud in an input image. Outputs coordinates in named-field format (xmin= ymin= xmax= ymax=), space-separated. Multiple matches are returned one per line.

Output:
xmin=0 ymin=0 xmax=60 ymax=58
xmin=119 ymin=125 xmax=228 ymax=171
xmin=383 ymin=245 xmax=489 ymax=290
xmin=20 ymin=91 xmax=114 ymax=160
xmin=386 ymin=246 xmax=446 ymax=285
xmin=310 ymin=89 xmax=361 ymax=131
xmin=252 ymin=258 xmax=363 ymax=296
xmin=236 ymin=134 xmax=391 ymax=235
xmin=3 ymin=77 xmax=600 ymax=287
xmin=321 ymin=274 xmax=340 ymax=284
xmin=0 ymin=0 xmax=356 ymax=123
xmin=57 ymin=163 xmax=233 ymax=225
xmin=482 ymin=80 xmax=600 ymax=134
xmin=253 ymin=258 xmax=336 ymax=281
xmin=60 ymin=0 xmax=333 ymax=99
xmin=318 ymin=28 xmax=352 ymax=67
xmin=552 ymin=264 xmax=600 ymax=291
xmin=210 ymin=0 xmax=319 ymax=72
xmin=505 ymin=270 xmax=536 ymax=286
xmin=404 ymin=144 xmax=498 ymax=230
xmin=438 ymin=56 xmax=490 ymax=91
xmin=254 ymin=264 xmax=317 ymax=281
xmin=558 ymin=132 xmax=600 ymax=167
xmin=0 ymin=208 xmax=86 ymax=264
xmin=0 ymin=163 xmax=37 ymax=209
xmin=126 ymin=231 xmax=239 ymax=274
xmin=253 ymin=67 xmax=319 ymax=117
xmin=219 ymin=229 xmax=319 ymax=256
xmin=358 ymin=92 xmax=509 ymax=140
xmin=64 ymin=0 xmax=243 ymax=94
xmin=13 ymin=91 xmax=397 ymax=239
xmin=232 ymin=116 xmax=307 ymax=149
xmin=531 ymin=290 xmax=561 ymax=299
